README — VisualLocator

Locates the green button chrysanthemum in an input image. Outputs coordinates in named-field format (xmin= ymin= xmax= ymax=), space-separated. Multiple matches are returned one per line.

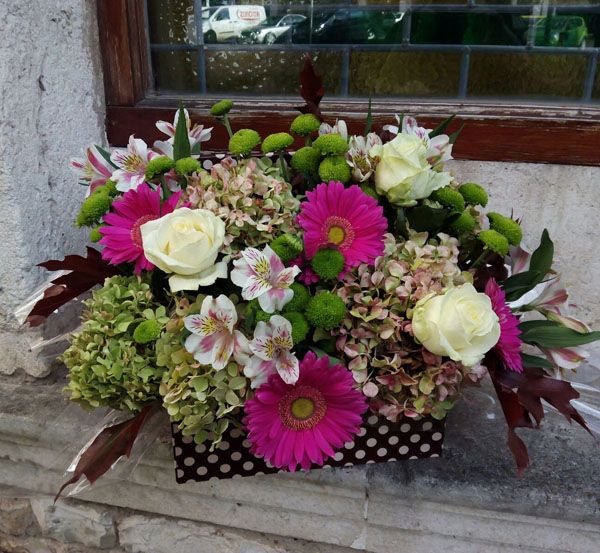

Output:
xmin=478 ymin=229 xmax=509 ymax=256
xmin=270 ymin=233 xmax=304 ymax=263
xmin=145 ymin=156 xmax=176 ymax=180
xmin=305 ymin=291 xmax=346 ymax=330
xmin=290 ymin=114 xmax=321 ymax=136
xmin=311 ymin=248 xmax=345 ymax=281
xmin=318 ymin=156 xmax=351 ymax=183
xmin=282 ymin=311 xmax=310 ymax=344
xmin=450 ymin=211 xmax=476 ymax=233
xmin=175 ymin=156 xmax=201 ymax=176
xmin=487 ymin=212 xmax=523 ymax=246
xmin=313 ymin=133 xmax=348 ymax=155
xmin=290 ymin=146 xmax=321 ymax=174
xmin=432 ymin=186 xmax=465 ymax=212
xmin=458 ymin=182 xmax=488 ymax=207
xmin=283 ymin=283 xmax=310 ymax=313
xmin=210 ymin=99 xmax=234 ymax=116
xmin=261 ymin=132 xmax=294 ymax=154
xmin=76 ymin=190 xmax=112 ymax=227
xmin=229 ymin=129 xmax=261 ymax=156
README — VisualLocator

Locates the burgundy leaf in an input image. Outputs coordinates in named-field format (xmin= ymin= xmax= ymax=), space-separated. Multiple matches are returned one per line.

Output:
xmin=26 ymin=247 xmax=119 ymax=327
xmin=487 ymin=353 xmax=593 ymax=473
xmin=296 ymin=55 xmax=324 ymax=119
xmin=55 ymin=404 xmax=157 ymax=502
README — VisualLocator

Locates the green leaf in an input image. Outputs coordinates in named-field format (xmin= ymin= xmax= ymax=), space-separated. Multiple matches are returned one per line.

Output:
xmin=529 ymin=229 xmax=554 ymax=276
xmin=406 ymin=206 xmax=447 ymax=233
xmin=229 ymin=376 xmax=247 ymax=390
xmin=429 ymin=114 xmax=455 ymax=138
xmin=308 ymin=346 xmax=342 ymax=366
xmin=173 ymin=102 xmax=190 ymax=161
xmin=502 ymin=230 xmax=554 ymax=302
xmin=519 ymin=320 xmax=600 ymax=348
xmin=364 ymin=96 xmax=373 ymax=136
xmin=225 ymin=389 xmax=239 ymax=406
xmin=521 ymin=353 xmax=553 ymax=369
xmin=95 ymin=146 xmax=118 ymax=169
xmin=448 ymin=123 xmax=464 ymax=144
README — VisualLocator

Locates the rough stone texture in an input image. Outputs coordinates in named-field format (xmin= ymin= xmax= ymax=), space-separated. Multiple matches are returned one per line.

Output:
xmin=30 ymin=498 xmax=117 ymax=549
xmin=0 ymin=0 xmax=106 ymax=376
xmin=0 ymin=498 xmax=36 ymax=537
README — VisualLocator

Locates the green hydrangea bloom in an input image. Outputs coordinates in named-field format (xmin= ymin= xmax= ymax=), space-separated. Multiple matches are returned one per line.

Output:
xmin=229 ymin=129 xmax=261 ymax=156
xmin=175 ymin=156 xmax=201 ymax=176
xmin=76 ymin=190 xmax=112 ymax=227
xmin=89 ymin=226 xmax=103 ymax=243
xmin=157 ymin=295 xmax=250 ymax=447
xmin=210 ymin=99 xmax=234 ymax=116
xmin=450 ymin=211 xmax=476 ymax=233
xmin=487 ymin=212 xmax=523 ymax=246
xmin=359 ymin=184 xmax=379 ymax=200
xmin=145 ymin=156 xmax=176 ymax=180
xmin=283 ymin=312 xmax=310 ymax=344
xmin=261 ymin=132 xmax=294 ymax=154
xmin=62 ymin=276 xmax=167 ymax=412
xmin=478 ymin=229 xmax=509 ymax=256
xmin=270 ymin=233 xmax=303 ymax=263
xmin=458 ymin=183 xmax=488 ymax=207
xmin=318 ymin=156 xmax=351 ymax=184
xmin=313 ymin=134 xmax=348 ymax=155
xmin=133 ymin=319 xmax=163 ymax=344
xmin=311 ymin=248 xmax=344 ymax=281
xmin=290 ymin=114 xmax=321 ymax=136
xmin=283 ymin=282 xmax=310 ymax=313
xmin=432 ymin=186 xmax=465 ymax=212
xmin=290 ymin=146 xmax=321 ymax=174
xmin=306 ymin=291 xmax=346 ymax=330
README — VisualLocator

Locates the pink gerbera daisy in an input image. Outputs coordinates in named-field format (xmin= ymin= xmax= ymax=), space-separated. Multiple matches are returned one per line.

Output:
xmin=485 ymin=278 xmax=523 ymax=372
xmin=297 ymin=181 xmax=387 ymax=269
xmin=99 ymin=184 xmax=181 ymax=274
xmin=243 ymin=351 xmax=368 ymax=472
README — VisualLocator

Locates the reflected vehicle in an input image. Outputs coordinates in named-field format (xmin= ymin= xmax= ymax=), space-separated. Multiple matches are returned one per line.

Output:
xmin=528 ymin=15 xmax=592 ymax=48
xmin=198 ymin=5 xmax=267 ymax=43
xmin=287 ymin=8 xmax=403 ymax=44
xmin=240 ymin=14 xmax=306 ymax=44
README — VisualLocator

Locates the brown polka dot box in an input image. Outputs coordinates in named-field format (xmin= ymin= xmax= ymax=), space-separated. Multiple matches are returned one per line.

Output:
xmin=172 ymin=415 xmax=445 ymax=483
xmin=22 ymin=59 xmax=600 ymax=500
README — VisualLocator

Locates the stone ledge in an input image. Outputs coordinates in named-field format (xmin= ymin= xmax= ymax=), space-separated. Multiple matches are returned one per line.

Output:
xmin=1 ymin=377 xmax=599 ymax=552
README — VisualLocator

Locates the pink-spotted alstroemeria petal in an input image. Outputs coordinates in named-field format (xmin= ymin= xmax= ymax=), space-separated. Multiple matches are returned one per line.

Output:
xmin=233 ymin=330 xmax=251 ymax=365
xmin=275 ymin=350 xmax=299 ymax=385
xmin=544 ymin=346 xmax=588 ymax=370
xmin=211 ymin=333 xmax=235 ymax=371
xmin=271 ymin=315 xmax=294 ymax=349
xmin=531 ymin=279 xmax=568 ymax=310
xmin=509 ymin=245 xmax=531 ymax=274
xmin=249 ymin=321 xmax=275 ymax=361
xmin=543 ymin=310 xmax=591 ymax=334
xmin=257 ymin=287 xmax=293 ymax=313
xmin=87 ymin=145 xmax=115 ymax=178
xmin=204 ymin=294 xmax=238 ymax=332
xmin=184 ymin=333 xmax=212 ymax=365
xmin=243 ymin=356 xmax=276 ymax=389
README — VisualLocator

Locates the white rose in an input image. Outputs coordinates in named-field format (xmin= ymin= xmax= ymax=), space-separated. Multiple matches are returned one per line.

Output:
xmin=412 ymin=283 xmax=500 ymax=366
xmin=371 ymin=133 xmax=451 ymax=207
xmin=141 ymin=207 xmax=227 ymax=292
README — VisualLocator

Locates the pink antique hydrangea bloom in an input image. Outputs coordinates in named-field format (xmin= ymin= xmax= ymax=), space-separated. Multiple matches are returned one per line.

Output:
xmin=243 ymin=351 xmax=367 ymax=471
xmin=231 ymin=245 xmax=300 ymax=313
xmin=184 ymin=295 xmax=250 ymax=371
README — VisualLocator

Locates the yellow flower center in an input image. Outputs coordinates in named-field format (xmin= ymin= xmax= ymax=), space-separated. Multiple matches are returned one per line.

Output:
xmin=327 ymin=225 xmax=345 ymax=245
xmin=290 ymin=397 xmax=315 ymax=420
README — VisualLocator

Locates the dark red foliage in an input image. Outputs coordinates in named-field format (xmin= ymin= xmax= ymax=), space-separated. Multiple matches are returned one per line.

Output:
xmin=54 ymin=405 xmax=157 ymax=502
xmin=296 ymin=55 xmax=324 ymax=119
xmin=25 ymin=247 xmax=120 ymax=327
xmin=486 ymin=353 xmax=593 ymax=473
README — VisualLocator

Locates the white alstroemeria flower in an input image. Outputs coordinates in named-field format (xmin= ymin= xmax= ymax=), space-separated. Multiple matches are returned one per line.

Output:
xmin=154 ymin=108 xmax=212 ymax=156
xmin=184 ymin=295 xmax=249 ymax=370
xmin=319 ymin=119 xmax=348 ymax=140
xmin=231 ymin=245 xmax=300 ymax=313
xmin=110 ymin=135 xmax=158 ymax=192
xmin=346 ymin=133 xmax=383 ymax=182
xmin=70 ymin=145 xmax=115 ymax=194
xmin=244 ymin=315 xmax=299 ymax=387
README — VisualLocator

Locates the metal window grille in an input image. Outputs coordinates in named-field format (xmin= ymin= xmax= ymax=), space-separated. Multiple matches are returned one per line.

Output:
xmin=145 ymin=1 xmax=600 ymax=102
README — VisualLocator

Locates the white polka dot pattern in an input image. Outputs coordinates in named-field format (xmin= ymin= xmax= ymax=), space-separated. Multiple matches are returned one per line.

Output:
xmin=171 ymin=415 xmax=445 ymax=484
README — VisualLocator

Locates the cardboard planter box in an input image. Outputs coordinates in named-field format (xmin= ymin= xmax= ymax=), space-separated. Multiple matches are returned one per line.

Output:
xmin=172 ymin=415 xmax=445 ymax=483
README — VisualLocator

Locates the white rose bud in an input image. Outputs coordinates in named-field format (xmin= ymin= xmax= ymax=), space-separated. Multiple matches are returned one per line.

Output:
xmin=412 ymin=283 xmax=500 ymax=367
xmin=371 ymin=133 xmax=452 ymax=207
xmin=141 ymin=207 xmax=227 ymax=292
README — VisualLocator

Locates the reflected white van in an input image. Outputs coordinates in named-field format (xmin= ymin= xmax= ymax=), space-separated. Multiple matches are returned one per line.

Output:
xmin=201 ymin=5 xmax=267 ymax=43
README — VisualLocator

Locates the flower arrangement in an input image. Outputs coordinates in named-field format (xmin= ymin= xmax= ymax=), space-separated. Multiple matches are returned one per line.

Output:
xmin=25 ymin=60 xmax=600 ymax=495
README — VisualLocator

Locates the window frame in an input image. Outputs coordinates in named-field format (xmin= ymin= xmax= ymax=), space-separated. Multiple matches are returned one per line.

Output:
xmin=98 ymin=0 xmax=600 ymax=166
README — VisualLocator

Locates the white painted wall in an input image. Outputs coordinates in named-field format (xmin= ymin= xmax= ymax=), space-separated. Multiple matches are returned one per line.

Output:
xmin=0 ymin=1 xmax=598 ymax=377
xmin=0 ymin=0 xmax=106 ymax=375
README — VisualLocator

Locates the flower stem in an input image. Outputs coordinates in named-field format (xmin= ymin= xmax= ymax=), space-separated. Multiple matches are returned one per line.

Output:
xmin=305 ymin=136 xmax=312 ymax=147
xmin=470 ymin=249 xmax=489 ymax=269
xmin=278 ymin=151 xmax=289 ymax=182
xmin=222 ymin=114 xmax=233 ymax=138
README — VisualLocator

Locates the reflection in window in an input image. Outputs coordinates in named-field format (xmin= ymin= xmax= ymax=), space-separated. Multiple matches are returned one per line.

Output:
xmin=147 ymin=1 xmax=600 ymax=103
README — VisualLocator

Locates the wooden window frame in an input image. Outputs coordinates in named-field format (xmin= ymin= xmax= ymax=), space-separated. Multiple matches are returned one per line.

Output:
xmin=98 ymin=0 xmax=600 ymax=166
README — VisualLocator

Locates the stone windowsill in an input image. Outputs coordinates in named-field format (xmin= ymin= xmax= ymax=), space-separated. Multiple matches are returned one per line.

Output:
xmin=0 ymin=374 xmax=599 ymax=553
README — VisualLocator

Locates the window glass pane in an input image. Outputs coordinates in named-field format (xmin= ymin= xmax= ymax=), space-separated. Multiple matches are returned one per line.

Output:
xmin=146 ymin=1 xmax=600 ymax=103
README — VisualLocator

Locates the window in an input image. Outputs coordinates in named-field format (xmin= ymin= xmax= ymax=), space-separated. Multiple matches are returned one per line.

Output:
xmin=98 ymin=0 xmax=600 ymax=165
